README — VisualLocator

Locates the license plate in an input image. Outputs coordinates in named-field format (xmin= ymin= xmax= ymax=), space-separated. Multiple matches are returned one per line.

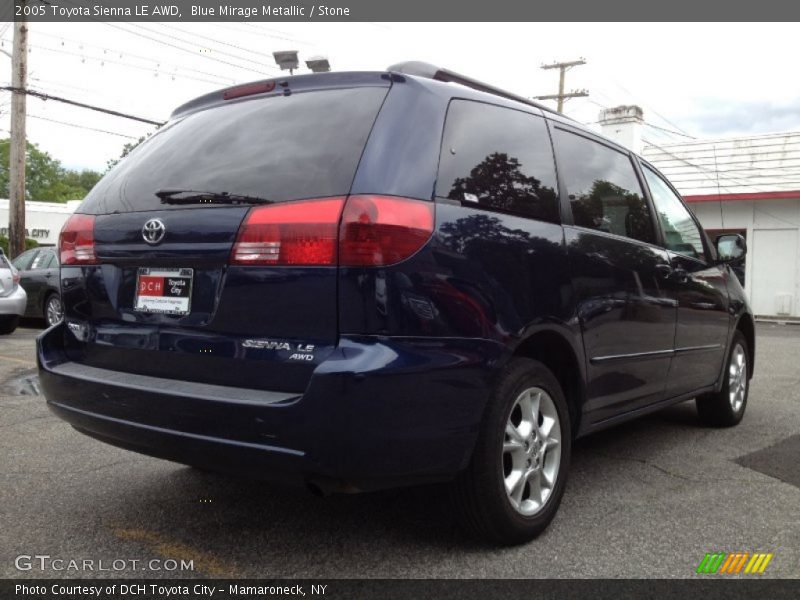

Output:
xmin=134 ymin=267 xmax=193 ymax=315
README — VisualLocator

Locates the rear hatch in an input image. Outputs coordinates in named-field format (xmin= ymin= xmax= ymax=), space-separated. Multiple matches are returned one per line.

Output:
xmin=60 ymin=75 xmax=390 ymax=393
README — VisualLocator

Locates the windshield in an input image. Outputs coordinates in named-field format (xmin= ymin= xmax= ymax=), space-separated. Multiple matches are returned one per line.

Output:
xmin=79 ymin=86 xmax=388 ymax=214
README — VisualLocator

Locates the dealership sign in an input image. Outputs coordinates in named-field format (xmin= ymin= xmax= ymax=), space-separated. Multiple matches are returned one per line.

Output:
xmin=0 ymin=227 xmax=51 ymax=239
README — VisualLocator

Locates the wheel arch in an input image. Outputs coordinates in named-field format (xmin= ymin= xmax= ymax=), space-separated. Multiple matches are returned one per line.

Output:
xmin=511 ymin=328 xmax=585 ymax=438
xmin=735 ymin=313 xmax=755 ymax=379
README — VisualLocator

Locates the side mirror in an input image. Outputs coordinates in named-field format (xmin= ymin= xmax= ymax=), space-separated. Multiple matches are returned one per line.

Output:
xmin=716 ymin=234 xmax=746 ymax=264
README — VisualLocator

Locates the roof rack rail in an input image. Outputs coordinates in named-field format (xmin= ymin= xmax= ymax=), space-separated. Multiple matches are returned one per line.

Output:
xmin=387 ymin=61 xmax=568 ymax=119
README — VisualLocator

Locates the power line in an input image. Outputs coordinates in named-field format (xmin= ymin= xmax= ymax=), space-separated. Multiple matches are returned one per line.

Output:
xmin=27 ymin=113 xmax=139 ymax=139
xmin=644 ymin=121 xmax=697 ymax=140
xmin=102 ymin=21 xmax=266 ymax=76
xmin=129 ymin=23 xmax=277 ymax=72
xmin=150 ymin=22 xmax=285 ymax=65
xmin=26 ymin=30 xmax=236 ymax=85
xmin=578 ymin=79 xmax=689 ymax=143
xmin=233 ymin=21 xmax=316 ymax=46
xmin=25 ymin=41 xmax=232 ymax=87
xmin=603 ymin=73 xmax=692 ymax=138
xmin=587 ymin=63 xmax=694 ymax=139
xmin=50 ymin=0 xmax=267 ymax=77
xmin=0 ymin=86 xmax=164 ymax=126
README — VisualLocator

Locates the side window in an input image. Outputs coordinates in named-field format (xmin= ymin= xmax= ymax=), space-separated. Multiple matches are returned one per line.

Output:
xmin=31 ymin=251 xmax=54 ymax=269
xmin=12 ymin=249 xmax=38 ymax=271
xmin=642 ymin=165 xmax=706 ymax=262
xmin=436 ymin=100 xmax=559 ymax=223
xmin=554 ymin=128 xmax=655 ymax=244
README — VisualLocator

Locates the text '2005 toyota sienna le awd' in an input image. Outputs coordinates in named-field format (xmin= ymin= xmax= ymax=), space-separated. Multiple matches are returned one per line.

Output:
xmin=38 ymin=62 xmax=755 ymax=545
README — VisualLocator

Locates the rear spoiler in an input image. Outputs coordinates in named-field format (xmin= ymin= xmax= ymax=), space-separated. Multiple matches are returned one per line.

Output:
xmin=387 ymin=61 xmax=572 ymax=121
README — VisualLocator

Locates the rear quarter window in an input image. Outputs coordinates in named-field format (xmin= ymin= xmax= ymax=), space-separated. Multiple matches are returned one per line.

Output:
xmin=11 ymin=249 xmax=37 ymax=270
xmin=79 ymin=87 xmax=389 ymax=214
xmin=436 ymin=100 xmax=559 ymax=223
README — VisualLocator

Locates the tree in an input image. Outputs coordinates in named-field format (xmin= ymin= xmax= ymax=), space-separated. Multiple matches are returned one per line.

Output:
xmin=105 ymin=135 xmax=147 ymax=171
xmin=0 ymin=235 xmax=38 ymax=256
xmin=105 ymin=124 xmax=161 ymax=171
xmin=0 ymin=138 xmax=102 ymax=202
xmin=446 ymin=152 xmax=558 ymax=217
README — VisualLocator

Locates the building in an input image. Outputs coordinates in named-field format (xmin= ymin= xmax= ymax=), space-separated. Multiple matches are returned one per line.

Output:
xmin=0 ymin=199 xmax=80 ymax=247
xmin=599 ymin=107 xmax=800 ymax=319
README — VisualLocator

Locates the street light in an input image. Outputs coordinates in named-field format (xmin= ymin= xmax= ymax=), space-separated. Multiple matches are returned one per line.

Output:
xmin=305 ymin=56 xmax=331 ymax=73
xmin=272 ymin=50 xmax=299 ymax=75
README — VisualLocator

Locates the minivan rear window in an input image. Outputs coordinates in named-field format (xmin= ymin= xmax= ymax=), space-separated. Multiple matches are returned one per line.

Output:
xmin=79 ymin=87 xmax=389 ymax=214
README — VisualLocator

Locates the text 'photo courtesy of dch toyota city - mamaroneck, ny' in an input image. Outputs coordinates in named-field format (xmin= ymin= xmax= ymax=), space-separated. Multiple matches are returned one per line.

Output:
xmin=1 ymin=1 xmax=799 ymax=598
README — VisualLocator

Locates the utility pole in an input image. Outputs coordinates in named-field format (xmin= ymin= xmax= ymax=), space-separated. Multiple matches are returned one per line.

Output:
xmin=9 ymin=4 xmax=28 ymax=258
xmin=535 ymin=58 xmax=588 ymax=113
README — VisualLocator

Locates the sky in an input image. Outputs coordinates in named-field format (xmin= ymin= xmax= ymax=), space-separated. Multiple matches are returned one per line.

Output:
xmin=1 ymin=21 xmax=799 ymax=172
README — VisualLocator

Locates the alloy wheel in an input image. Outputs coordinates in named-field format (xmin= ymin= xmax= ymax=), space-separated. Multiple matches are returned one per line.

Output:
xmin=502 ymin=386 xmax=562 ymax=516
xmin=728 ymin=343 xmax=747 ymax=413
xmin=46 ymin=295 xmax=63 ymax=327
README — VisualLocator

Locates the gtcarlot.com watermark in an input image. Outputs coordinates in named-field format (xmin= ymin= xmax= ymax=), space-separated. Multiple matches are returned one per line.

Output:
xmin=15 ymin=554 xmax=194 ymax=572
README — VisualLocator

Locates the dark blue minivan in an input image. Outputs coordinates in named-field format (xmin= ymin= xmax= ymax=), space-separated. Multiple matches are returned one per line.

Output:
xmin=38 ymin=62 xmax=754 ymax=544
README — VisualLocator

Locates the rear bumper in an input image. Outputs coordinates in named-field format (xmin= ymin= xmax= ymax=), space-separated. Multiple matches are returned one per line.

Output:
xmin=0 ymin=286 xmax=26 ymax=316
xmin=38 ymin=323 xmax=506 ymax=491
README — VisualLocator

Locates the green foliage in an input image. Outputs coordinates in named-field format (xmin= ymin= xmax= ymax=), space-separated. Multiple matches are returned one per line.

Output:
xmin=0 ymin=138 xmax=102 ymax=202
xmin=105 ymin=124 xmax=161 ymax=172
xmin=105 ymin=135 xmax=148 ymax=172
xmin=0 ymin=235 xmax=38 ymax=257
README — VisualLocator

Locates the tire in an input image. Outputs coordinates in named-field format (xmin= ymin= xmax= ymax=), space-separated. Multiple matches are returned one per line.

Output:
xmin=44 ymin=293 xmax=63 ymax=327
xmin=452 ymin=357 xmax=572 ymax=545
xmin=695 ymin=331 xmax=750 ymax=427
xmin=0 ymin=315 xmax=20 ymax=335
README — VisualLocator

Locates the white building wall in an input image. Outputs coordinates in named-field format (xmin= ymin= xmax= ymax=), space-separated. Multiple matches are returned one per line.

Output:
xmin=0 ymin=199 xmax=80 ymax=246
xmin=691 ymin=198 xmax=800 ymax=317
xmin=640 ymin=126 xmax=800 ymax=319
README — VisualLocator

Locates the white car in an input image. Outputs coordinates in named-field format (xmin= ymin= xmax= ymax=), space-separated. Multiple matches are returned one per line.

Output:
xmin=0 ymin=249 xmax=27 ymax=334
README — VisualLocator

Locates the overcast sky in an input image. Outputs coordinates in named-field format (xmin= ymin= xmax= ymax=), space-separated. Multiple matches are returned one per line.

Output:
xmin=1 ymin=22 xmax=798 ymax=172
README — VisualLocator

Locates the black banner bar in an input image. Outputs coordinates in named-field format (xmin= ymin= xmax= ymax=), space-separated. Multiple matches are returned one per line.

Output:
xmin=4 ymin=0 xmax=800 ymax=22
xmin=4 ymin=579 xmax=800 ymax=600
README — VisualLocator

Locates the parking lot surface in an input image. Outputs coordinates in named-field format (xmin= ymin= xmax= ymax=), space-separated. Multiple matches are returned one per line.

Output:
xmin=1 ymin=323 xmax=798 ymax=578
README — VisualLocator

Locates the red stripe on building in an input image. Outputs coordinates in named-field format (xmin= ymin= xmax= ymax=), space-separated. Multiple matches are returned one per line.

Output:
xmin=683 ymin=190 xmax=800 ymax=203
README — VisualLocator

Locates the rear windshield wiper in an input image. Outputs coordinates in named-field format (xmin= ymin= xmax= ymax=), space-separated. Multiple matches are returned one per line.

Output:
xmin=156 ymin=189 xmax=274 ymax=205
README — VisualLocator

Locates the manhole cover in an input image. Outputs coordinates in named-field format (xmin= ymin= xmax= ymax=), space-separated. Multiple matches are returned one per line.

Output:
xmin=736 ymin=434 xmax=800 ymax=489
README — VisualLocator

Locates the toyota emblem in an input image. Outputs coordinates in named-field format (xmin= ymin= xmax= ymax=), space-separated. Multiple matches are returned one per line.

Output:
xmin=142 ymin=218 xmax=166 ymax=245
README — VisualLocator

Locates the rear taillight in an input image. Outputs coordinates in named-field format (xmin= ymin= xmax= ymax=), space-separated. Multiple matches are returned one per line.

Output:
xmin=339 ymin=195 xmax=434 ymax=266
xmin=59 ymin=214 xmax=98 ymax=265
xmin=231 ymin=198 xmax=346 ymax=266
xmin=230 ymin=195 xmax=435 ymax=267
xmin=12 ymin=270 xmax=20 ymax=286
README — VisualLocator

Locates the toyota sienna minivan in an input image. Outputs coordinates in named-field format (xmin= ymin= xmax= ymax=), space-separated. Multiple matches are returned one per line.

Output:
xmin=38 ymin=62 xmax=754 ymax=544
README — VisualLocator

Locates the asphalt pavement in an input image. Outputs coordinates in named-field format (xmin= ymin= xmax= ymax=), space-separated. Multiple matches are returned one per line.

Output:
xmin=1 ymin=322 xmax=798 ymax=579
